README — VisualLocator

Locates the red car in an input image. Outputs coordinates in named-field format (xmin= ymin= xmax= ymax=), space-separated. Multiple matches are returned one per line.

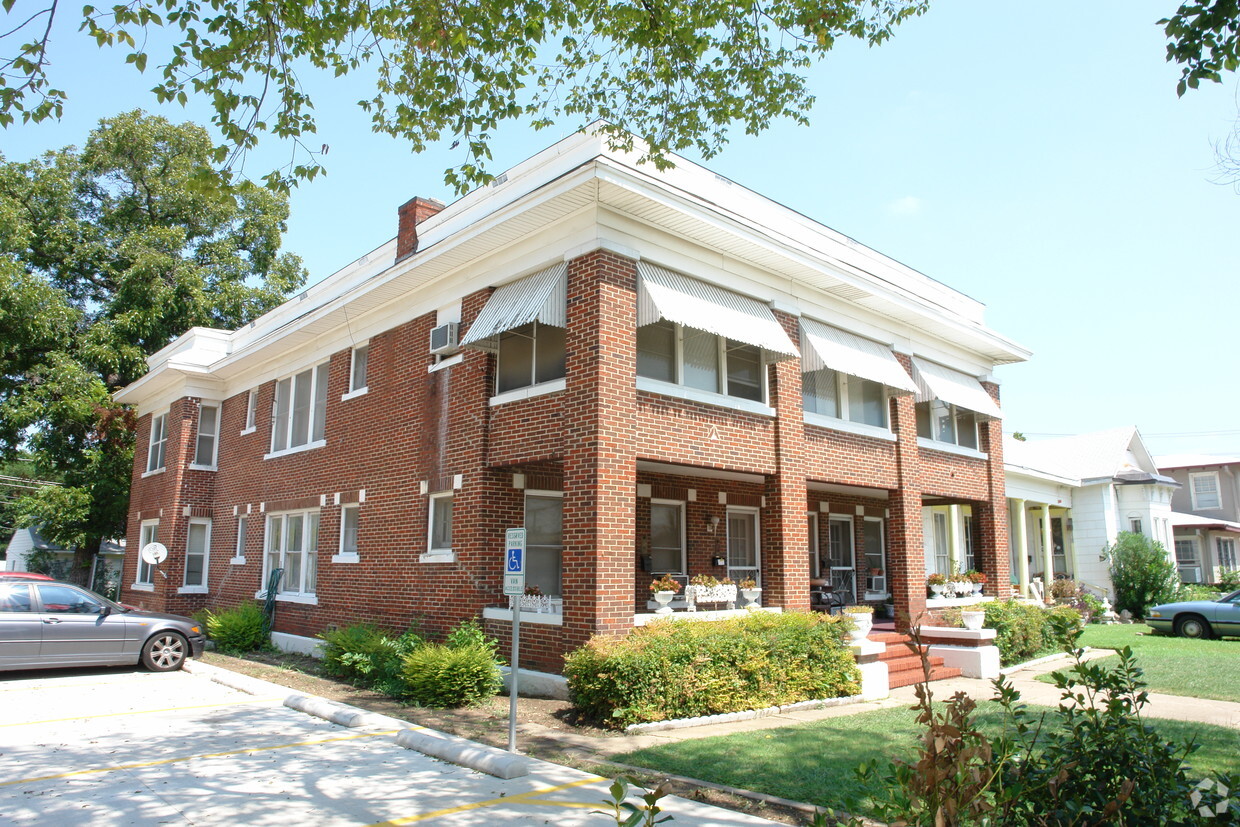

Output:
xmin=0 ymin=572 xmax=54 ymax=581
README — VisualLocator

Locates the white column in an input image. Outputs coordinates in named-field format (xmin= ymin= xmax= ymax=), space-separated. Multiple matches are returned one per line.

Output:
xmin=1041 ymin=503 xmax=1054 ymax=602
xmin=1012 ymin=498 xmax=1029 ymax=598
xmin=947 ymin=505 xmax=962 ymax=574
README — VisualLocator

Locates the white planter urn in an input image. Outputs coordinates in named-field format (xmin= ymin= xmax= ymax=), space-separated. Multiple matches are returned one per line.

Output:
xmin=962 ymin=610 xmax=986 ymax=631
xmin=930 ymin=583 xmax=946 ymax=597
xmin=844 ymin=611 xmax=873 ymax=642
xmin=740 ymin=587 xmax=762 ymax=607
xmin=972 ymin=582 xmax=984 ymax=596
xmin=954 ymin=580 xmax=972 ymax=596
xmin=652 ymin=591 xmax=675 ymax=614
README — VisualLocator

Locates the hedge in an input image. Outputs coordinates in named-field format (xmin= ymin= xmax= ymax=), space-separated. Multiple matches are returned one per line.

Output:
xmin=982 ymin=601 xmax=1082 ymax=666
xmin=563 ymin=611 xmax=860 ymax=728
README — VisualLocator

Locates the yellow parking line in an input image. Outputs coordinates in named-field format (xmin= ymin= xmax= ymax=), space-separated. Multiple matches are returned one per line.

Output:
xmin=1 ymin=730 xmax=399 ymax=788
xmin=0 ymin=696 xmax=287 ymax=728
xmin=367 ymin=776 xmax=605 ymax=825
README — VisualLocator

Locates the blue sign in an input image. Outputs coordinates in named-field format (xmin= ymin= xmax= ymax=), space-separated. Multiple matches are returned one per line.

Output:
xmin=504 ymin=528 xmax=526 ymax=596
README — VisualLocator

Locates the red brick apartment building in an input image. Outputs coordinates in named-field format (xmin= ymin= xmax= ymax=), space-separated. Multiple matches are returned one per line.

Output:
xmin=117 ymin=129 xmax=1029 ymax=672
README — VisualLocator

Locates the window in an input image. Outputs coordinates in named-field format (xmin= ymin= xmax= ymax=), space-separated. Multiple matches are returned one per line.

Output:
xmin=0 ymin=582 xmax=34 ymax=612
xmin=194 ymin=404 xmax=219 ymax=467
xmin=637 ymin=320 xmax=766 ymax=403
xmin=427 ymin=495 xmax=452 ymax=556
xmin=183 ymin=518 xmax=211 ymax=589
xmin=916 ymin=400 xmax=978 ymax=449
xmin=929 ymin=511 xmax=949 ymax=576
xmin=1130 ymin=519 xmax=1143 ymax=535
xmin=265 ymin=511 xmax=319 ymax=596
xmin=137 ymin=520 xmax=158 ymax=585
xmin=1218 ymin=538 xmax=1237 ymax=571
xmin=962 ymin=513 xmax=976 ymax=572
xmin=37 ymin=583 xmax=106 ymax=614
xmin=234 ymin=516 xmax=248 ymax=563
xmin=1190 ymin=472 xmax=1222 ymax=510
xmin=802 ymin=368 xmax=888 ymax=428
xmin=146 ymin=413 xmax=168 ymax=473
xmin=270 ymin=363 xmax=329 ymax=453
xmin=649 ymin=501 xmax=685 ymax=574
xmin=827 ymin=516 xmax=855 ymax=601
xmin=496 ymin=322 xmax=565 ymax=394
xmin=349 ymin=345 xmax=369 ymax=393
xmin=862 ymin=517 xmax=886 ymax=594
xmin=244 ymin=390 xmax=258 ymax=431
xmin=525 ymin=493 xmax=563 ymax=596
xmin=1175 ymin=538 xmax=1201 ymax=583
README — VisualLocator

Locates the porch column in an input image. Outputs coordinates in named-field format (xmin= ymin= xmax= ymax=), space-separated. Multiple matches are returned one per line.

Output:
xmin=1040 ymin=503 xmax=1054 ymax=602
xmin=762 ymin=309 xmax=808 ymax=612
xmin=561 ymin=249 xmax=638 ymax=651
xmin=947 ymin=505 xmax=962 ymax=573
xmin=888 ymin=364 xmax=925 ymax=629
xmin=1011 ymin=498 xmax=1029 ymax=597
xmin=973 ymin=397 xmax=1010 ymax=598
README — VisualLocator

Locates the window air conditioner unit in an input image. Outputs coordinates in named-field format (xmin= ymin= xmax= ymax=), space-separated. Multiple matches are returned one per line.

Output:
xmin=429 ymin=322 xmax=460 ymax=355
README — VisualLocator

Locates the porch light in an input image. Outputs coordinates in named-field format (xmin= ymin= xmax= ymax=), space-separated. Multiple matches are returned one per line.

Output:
xmin=706 ymin=515 xmax=720 ymax=533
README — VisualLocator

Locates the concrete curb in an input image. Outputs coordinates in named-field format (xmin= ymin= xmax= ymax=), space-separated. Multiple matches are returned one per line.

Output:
xmin=183 ymin=658 xmax=294 ymax=697
xmin=395 ymin=729 xmax=530 ymax=779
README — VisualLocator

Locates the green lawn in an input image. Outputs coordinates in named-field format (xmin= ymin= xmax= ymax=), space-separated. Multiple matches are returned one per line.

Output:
xmin=616 ymin=702 xmax=1240 ymax=818
xmin=1037 ymin=624 xmax=1240 ymax=704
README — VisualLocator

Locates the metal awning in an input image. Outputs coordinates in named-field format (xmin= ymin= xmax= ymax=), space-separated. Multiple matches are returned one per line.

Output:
xmin=637 ymin=262 xmax=798 ymax=359
xmin=800 ymin=317 xmax=917 ymax=393
xmin=460 ymin=263 xmax=567 ymax=348
xmin=912 ymin=357 xmax=1003 ymax=419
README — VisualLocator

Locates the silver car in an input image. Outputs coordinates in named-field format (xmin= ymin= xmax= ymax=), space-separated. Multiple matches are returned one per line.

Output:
xmin=1145 ymin=590 xmax=1240 ymax=639
xmin=0 ymin=579 xmax=206 ymax=672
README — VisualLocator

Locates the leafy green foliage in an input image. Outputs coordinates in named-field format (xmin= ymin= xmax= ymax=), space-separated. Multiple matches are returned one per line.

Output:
xmin=0 ymin=0 xmax=927 ymax=192
xmin=593 ymin=776 xmax=673 ymax=827
xmin=1162 ymin=0 xmax=1240 ymax=96
xmin=0 ymin=111 xmax=304 ymax=579
xmin=400 ymin=643 xmax=503 ymax=708
xmin=981 ymin=600 xmax=1080 ymax=666
xmin=444 ymin=617 xmax=498 ymax=656
xmin=204 ymin=602 xmax=270 ymax=654
xmin=1217 ymin=568 xmax=1240 ymax=590
xmin=564 ymin=611 xmax=860 ymax=729
xmin=1106 ymin=531 xmax=1181 ymax=618
xmin=319 ymin=623 xmax=425 ymax=695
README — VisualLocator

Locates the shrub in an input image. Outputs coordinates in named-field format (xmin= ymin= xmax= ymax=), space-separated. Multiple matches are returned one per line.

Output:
xmin=1106 ymin=531 xmax=1179 ymax=618
xmin=205 ymin=603 xmax=270 ymax=654
xmin=400 ymin=643 xmax=502 ymax=708
xmin=1218 ymin=568 xmax=1240 ymax=590
xmin=444 ymin=617 xmax=498 ymax=656
xmin=319 ymin=624 xmax=424 ymax=694
xmin=1048 ymin=576 xmax=1078 ymax=601
xmin=563 ymin=611 xmax=860 ymax=728
xmin=1178 ymin=583 xmax=1223 ymax=602
xmin=981 ymin=601 xmax=1078 ymax=666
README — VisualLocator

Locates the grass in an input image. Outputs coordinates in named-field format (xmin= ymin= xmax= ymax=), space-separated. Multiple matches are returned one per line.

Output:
xmin=1036 ymin=624 xmax=1240 ymax=703
xmin=616 ymin=701 xmax=1240 ymax=817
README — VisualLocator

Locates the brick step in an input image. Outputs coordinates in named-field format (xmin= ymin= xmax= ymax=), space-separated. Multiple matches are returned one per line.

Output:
xmin=885 ymin=653 xmax=947 ymax=675
xmin=890 ymin=664 xmax=964 ymax=689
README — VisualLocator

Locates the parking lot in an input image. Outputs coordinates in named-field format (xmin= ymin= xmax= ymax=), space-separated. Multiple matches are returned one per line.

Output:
xmin=0 ymin=666 xmax=777 ymax=826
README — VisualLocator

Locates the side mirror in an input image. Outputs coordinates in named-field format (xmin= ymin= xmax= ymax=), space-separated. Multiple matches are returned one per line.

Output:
xmin=99 ymin=604 xmax=112 ymax=617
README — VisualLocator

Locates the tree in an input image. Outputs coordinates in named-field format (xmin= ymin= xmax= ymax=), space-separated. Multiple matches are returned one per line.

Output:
xmin=1104 ymin=531 xmax=1180 ymax=618
xmin=0 ymin=110 xmax=305 ymax=583
xmin=0 ymin=0 xmax=928 ymax=192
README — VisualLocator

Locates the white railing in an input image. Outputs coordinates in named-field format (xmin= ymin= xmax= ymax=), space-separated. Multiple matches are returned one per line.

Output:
xmin=684 ymin=584 xmax=737 ymax=611
xmin=507 ymin=594 xmax=562 ymax=614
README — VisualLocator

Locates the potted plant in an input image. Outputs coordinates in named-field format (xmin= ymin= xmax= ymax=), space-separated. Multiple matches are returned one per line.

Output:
xmin=738 ymin=577 xmax=761 ymax=607
xmin=842 ymin=605 xmax=874 ymax=642
xmin=967 ymin=569 xmax=986 ymax=595
xmin=686 ymin=573 xmax=737 ymax=611
xmin=927 ymin=573 xmax=947 ymax=596
xmin=649 ymin=574 xmax=681 ymax=614
xmin=951 ymin=571 xmax=972 ymax=596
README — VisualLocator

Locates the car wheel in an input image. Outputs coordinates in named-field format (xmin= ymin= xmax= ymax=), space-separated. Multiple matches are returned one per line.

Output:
xmin=1174 ymin=614 xmax=1213 ymax=640
xmin=142 ymin=631 xmax=189 ymax=671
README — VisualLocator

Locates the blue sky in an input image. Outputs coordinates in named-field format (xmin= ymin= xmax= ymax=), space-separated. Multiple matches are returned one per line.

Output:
xmin=7 ymin=1 xmax=1239 ymax=458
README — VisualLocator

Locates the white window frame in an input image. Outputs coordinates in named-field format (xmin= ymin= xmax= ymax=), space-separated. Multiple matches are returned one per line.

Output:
xmin=334 ymin=504 xmax=361 ymax=564
xmin=191 ymin=402 xmax=220 ymax=469
xmin=1190 ymin=471 xmax=1222 ymax=510
xmin=259 ymin=510 xmax=320 ymax=603
xmin=1129 ymin=518 xmax=1143 ymax=535
xmin=267 ymin=362 xmax=330 ymax=458
xmin=802 ymin=368 xmax=890 ymax=430
xmin=494 ymin=321 xmax=567 ymax=397
xmin=179 ymin=517 xmax=211 ymax=593
xmin=637 ymin=320 xmax=769 ymax=407
xmin=422 ymin=493 xmax=454 ymax=562
xmin=725 ymin=506 xmax=762 ymax=587
xmin=1175 ymin=538 xmax=1202 ymax=583
xmin=862 ymin=516 xmax=887 ymax=596
xmin=916 ymin=399 xmax=981 ymax=452
xmin=524 ymin=490 xmax=564 ymax=597
xmin=343 ymin=343 xmax=369 ymax=399
xmin=242 ymin=389 xmax=258 ymax=434
xmin=144 ymin=413 xmax=168 ymax=475
xmin=134 ymin=520 xmax=158 ymax=590
xmin=648 ymin=499 xmax=687 ymax=576
xmin=1217 ymin=537 xmax=1238 ymax=571
xmin=232 ymin=515 xmax=248 ymax=565
xmin=808 ymin=512 xmax=820 ymax=578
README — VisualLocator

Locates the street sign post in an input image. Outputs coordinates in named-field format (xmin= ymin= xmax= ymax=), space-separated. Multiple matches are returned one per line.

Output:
xmin=503 ymin=528 xmax=525 ymax=753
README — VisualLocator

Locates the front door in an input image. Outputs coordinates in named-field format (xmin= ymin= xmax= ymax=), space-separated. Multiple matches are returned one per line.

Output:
xmin=726 ymin=509 xmax=760 ymax=586
xmin=828 ymin=517 xmax=856 ymax=602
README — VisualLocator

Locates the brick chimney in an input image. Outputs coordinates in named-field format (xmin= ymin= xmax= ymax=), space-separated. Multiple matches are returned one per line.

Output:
xmin=396 ymin=196 xmax=446 ymax=261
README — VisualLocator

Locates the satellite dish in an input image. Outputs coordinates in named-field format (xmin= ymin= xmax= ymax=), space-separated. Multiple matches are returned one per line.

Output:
xmin=140 ymin=542 xmax=168 ymax=566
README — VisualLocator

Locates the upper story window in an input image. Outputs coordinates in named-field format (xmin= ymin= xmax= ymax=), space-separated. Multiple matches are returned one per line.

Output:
xmin=637 ymin=320 xmax=765 ymax=403
xmin=803 ymin=368 xmax=887 ymax=428
xmin=799 ymin=319 xmax=915 ymax=431
xmin=459 ymin=263 xmax=568 ymax=399
xmin=146 ymin=413 xmax=168 ymax=473
xmin=349 ymin=344 xmax=369 ymax=394
xmin=193 ymin=403 xmax=219 ymax=467
xmin=244 ymin=389 xmax=258 ymax=432
xmin=916 ymin=400 xmax=979 ymax=449
xmin=497 ymin=322 xmax=566 ymax=394
xmin=270 ymin=362 xmax=329 ymax=454
xmin=911 ymin=358 xmax=1001 ymax=453
xmin=1190 ymin=471 xmax=1221 ymax=510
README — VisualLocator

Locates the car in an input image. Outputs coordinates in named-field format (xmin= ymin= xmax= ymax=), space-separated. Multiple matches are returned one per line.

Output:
xmin=1145 ymin=590 xmax=1240 ymax=639
xmin=0 ymin=579 xmax=206 ymax=672
xmin=0 ymin=571 xmax=54 ymax=581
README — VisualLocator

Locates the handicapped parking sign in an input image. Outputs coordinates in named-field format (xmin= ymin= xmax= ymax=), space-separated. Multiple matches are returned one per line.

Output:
xmin=503 ymin=528 xmax=525 ymax=595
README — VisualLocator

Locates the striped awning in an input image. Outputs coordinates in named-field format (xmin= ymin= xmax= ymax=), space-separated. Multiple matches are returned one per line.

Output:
xmin=800 ymin=317 xmax=917 ymax=394
xmin=637 ymin=262 xmax=798 ymax=359
xmin=912 ymin=357 xmax=1003 ymax=420
xmin=460 ymin=263 xmax=567 ymax=348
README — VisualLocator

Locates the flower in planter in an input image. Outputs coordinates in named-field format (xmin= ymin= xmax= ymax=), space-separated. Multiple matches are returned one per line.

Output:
xmin=966 ymin=570 xmax=987 ymax=584
xmin=842 ymin=605 xmax=874 ymax=614
xmin=739 ymin=577 xmax=759 ymax=590
xmin=649 ymin=574 xmax=681 ymax=593
xmin=524 ymin=585 xmax=543 ymax=596
xmin=689 ymin=574 xmax=721 ymax=588
xmin=927 ymin=573 xmax=948 ymax=586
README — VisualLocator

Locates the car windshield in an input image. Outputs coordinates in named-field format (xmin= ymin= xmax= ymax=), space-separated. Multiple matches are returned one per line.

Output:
xmin=1221 ymin=590 xmax=1240 ymax=604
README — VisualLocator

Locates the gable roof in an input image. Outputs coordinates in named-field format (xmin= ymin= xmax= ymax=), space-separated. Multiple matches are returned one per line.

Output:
xmin=1004 ymin=427 xmax=1177 ymax=486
